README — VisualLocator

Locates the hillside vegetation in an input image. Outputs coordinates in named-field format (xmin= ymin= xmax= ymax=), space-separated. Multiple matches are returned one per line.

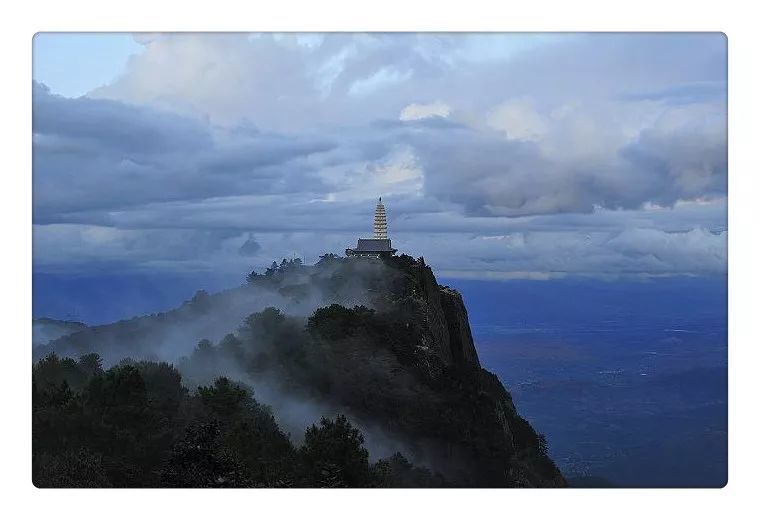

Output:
xmin=33 ymin=254 xmax=565 ymax=487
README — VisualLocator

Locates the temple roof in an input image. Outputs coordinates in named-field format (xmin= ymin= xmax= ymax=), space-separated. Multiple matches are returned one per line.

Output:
xmin=353 ymin=238 xmax=395 ymax=252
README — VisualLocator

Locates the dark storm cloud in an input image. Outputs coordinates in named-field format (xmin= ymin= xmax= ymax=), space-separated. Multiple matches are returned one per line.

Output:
xmin=33 ymin=82 xmax=212 ymax=154
xmin=33 ymin=81 xmax=336 ymax=219
xmin=199 ymin=136 xmax=333 ymax=174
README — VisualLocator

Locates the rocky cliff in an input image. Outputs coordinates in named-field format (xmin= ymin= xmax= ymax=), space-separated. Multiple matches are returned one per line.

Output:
xmin=439 ymin=286 xmax=481 ymax=367
xmin=403 ymin=256 xmax=481 ymax=368
xmin=356 ymin=254 xmax=565 ymax=486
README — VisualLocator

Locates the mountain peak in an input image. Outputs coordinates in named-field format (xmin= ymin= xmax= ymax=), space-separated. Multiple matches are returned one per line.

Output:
xmin=33 ymin=253 xmax=565 ymax=487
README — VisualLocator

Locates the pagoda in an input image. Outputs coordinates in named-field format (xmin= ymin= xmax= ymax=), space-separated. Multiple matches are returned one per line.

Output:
xmin=345 ymin=198 xmax=398 ymax=258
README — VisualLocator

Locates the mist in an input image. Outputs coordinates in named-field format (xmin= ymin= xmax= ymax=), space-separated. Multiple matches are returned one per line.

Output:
xmin=34 ymin=256 xmax=428 ymax=463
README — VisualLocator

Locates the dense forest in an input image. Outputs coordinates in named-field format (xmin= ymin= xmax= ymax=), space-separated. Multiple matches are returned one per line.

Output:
xmin=33 ymin=353 xmax=446 ymax=487
xmin=33 ymin=254 xmax=565 ymax=487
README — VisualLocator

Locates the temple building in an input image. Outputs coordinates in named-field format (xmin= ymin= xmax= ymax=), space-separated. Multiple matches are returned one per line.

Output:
xmin=346 ymin=198 xmax=398 ymax=258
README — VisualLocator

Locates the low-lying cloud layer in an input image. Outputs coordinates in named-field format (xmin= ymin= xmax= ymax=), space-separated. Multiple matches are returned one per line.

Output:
xmin=33 ymin=33 xmax=727 ymax=280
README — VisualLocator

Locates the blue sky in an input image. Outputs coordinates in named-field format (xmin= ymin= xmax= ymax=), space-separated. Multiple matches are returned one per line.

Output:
xmin=33 ymin=33 xmax=142 ymax=98
xmin=32 ymin=33 xmax=727 ymax=282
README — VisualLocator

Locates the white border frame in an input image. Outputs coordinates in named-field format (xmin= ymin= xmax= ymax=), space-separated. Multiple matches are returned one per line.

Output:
xmin=3 ymin=1 xmax=758 ymax=519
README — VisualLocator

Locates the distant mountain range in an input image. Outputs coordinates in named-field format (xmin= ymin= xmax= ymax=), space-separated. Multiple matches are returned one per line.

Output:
xmin=33 ymin=317 xmax=87 ymax=348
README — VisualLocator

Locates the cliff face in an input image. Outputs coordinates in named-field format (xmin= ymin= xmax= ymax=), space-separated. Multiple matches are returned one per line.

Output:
xmin=399 ymin=257 xmax=480 ymax=368
xmin=439 ymin=287 xmax=481 ymax=367
xmin=372 ymin=255 xmax=564 ymax=486
xmin=35 ymin=254 xmax=566 ymax=487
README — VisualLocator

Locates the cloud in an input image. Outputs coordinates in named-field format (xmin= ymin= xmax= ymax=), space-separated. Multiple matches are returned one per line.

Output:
xmin=605 ymin=227 xmax=726 ymax=274
xmin=33 ymin=81 xmax=335 ymax=220
xmin=32 ymin=33 xmax=728 ymax=279
xmin=89 ymin=34 xmax=321 ymax=129
xmin=621 ymin=81 xmax=727 ymax=105
xmin=33 ymin=82 xmax=211 ymax=154
xmin=33 ymin=225 xmax=726 ymax=280
xmin=621 ymin=104 xmax=727 ymax=202
xmin=410 ymin=101 xmax=726 ymax=217
xmin=399 ymin=102 xmax=451 ymax=121
xmin=486 ymin=99 xmax=547 ymax=140
xmin=402 ymin=227 xmax=727 ymax=279
xmin=82 ymin=33 xmax=727 ymax=138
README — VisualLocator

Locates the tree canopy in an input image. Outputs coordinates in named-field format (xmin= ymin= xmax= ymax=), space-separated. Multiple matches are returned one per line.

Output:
xmin=33 ymin=353 xmax=444 ymax=488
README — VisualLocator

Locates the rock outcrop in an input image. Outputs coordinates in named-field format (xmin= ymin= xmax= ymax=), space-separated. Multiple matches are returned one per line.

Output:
xmin=371 ymin=255 xmax=564 ymax=486
xmin=438 ymin=286 xmax=480 ymax=367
